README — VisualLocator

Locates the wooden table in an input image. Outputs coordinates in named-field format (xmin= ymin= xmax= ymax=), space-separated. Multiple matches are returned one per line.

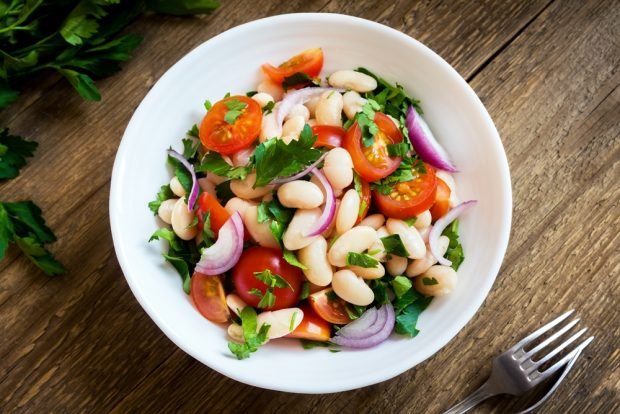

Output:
xmin=1 ymin=0 xmax=618 ymax=412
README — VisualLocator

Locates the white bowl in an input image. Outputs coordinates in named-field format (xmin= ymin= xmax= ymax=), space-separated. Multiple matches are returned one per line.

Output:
xmin=110 ymin=13 xmax=511 ymax=393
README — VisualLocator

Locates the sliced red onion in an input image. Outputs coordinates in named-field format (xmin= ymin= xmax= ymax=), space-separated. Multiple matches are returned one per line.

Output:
xmin=276 ymin=87 xmax=344 ymax=127
xmin=271 ymin=152 xmax=328 ymax=185
xmin=406 ymin=106 xmax=458 ymax=172
xmin=167 ymin=148 xmax=199 ymax=211
xmin=195 ymin=212 xmax=244 ymax=275
xmin=336 ymin=306 xmax=382 ymax=339
xmin=330 ymin=303 xmax=395 ymax=349
xmin=303 ymin=168 xmax=336 ymax=237
xmin=429 ymin=200 xmax=477 ymax=266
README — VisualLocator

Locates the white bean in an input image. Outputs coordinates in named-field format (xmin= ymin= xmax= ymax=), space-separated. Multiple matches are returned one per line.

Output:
xmin=224 ymin=197 xmax=256 ymax=217
xmin=315 ymin=91 xmax=343 ymax=127
xmin=277 ymin=180 xmax=324 ymax=209
xmin=206 ymin=173 xmax=227 ymax=185
xmin=232 ymin=146 xmax=255 ymax=167
xmin=157 ymin=198 xmax=177 ymax=224
xmin=281 ymin=115 xmax=305 ymax=140
xmin=251 ymin=92 xmax=274 ymax=108
xmin=328 ymin=226 xmax=378 ymax=267
xmin=349 ymin=263 xmax=385 ymax=280
xmin=226 ymin=294 xmax=248 ymax=317
xmin=323 ymin=148 xmax=353 ymax=191
xmin=386 ymin=218 xmax=426 ymax=259
xmin=298 ymin=237 xmax=333 ymax=286
xmin=257 ymin=308 xmax=303 ymax=339
xmin=342 ymin=90 xmax=367 ymax=120
xmin=170 ymin=176 xmax=186 ymax=197
xmin=305 ymin=96 xmax=320 ymax=118
xmin=328 ymin=70 xmax=377 ymax=92
xmin=171 ymin=198 xmax=198 ymax=240
xmin=260 ymin=112 xmax=282 ymax=143
xmin=243 ymin=205 xmax=279 ymax=249
xmin=336 ymin=189 xmax=360 ymax=234
xmin=230 ymin=172 xmax=273 ymax=200
xmin=285 ymin=104 xmax=310 ymax=122
xmin=407 ymin=236 xmax=449 ymax=276
xmin=369 ymin=226 xmax=388 ymax=261
xmin=386 ymin=255 xmax=408 ymax=276
xmin=415 ymin=210 xmax=432 ymax=229
xmin=257 ymin=79 xmax=283 ymax=101
xmin=332 ymin=269 xmax=374 ymax=306
xmin=419 ymin=226 xmax=431 ymax=243
xmin=414 ymin=265 xmax=457 ymax=296
xmin=359 ymin=214 xmax=385 ymax=230
xmin=282 ymin=208 xmax=321 ymax=250
xmin=228 ymin=323 xmax=244 ymax=343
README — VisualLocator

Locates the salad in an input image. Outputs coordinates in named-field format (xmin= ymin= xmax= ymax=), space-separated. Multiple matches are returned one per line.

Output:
xmin=148 ymin=48 xmax=476 ymax=359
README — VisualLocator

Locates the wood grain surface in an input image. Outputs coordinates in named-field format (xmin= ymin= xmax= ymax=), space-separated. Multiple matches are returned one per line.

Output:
xmin=1 ymin=0 xmax=618 ymax=413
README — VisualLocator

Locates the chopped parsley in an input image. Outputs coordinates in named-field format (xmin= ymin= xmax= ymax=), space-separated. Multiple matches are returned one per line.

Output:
xmin=257 ymin=197 xmax=294 ymax=246
xmin=345 ymin=304 xmax=367 ymax=320
xmin=228 ymin=306 xmax=270 ymax=360
xmin=391 ymin=276 xmax=412 ymax=298
xmin=370 ymin=156 xmax=426 ymax=195
xmin=262 ymin=100 xmax=275 ymax=114
xmin=300 ymin=282 xmax=310 ymax=300
xmin=245 ymin=90 xmax=258 ymax=97
xmin=442 ymin=219 xmax=465 ymax=270
xmin=386 ymin=142 xmax=409 ymax=157
xmin=149 ymin=227 xmax=201 ymax=293
xmin=215 ymin=180 xmax=235 ymax=204
xmin=355 ymin=67 xmax=422 ymax=119
xmin=0 ymin=128 xmax=38 ymax=180
xmin=197 ymin=152 xmax=252 ymax=180
xmin=223 ymin=98 xmax=247 ymax=124
xmin=355 ymin=99 xmax=381 ymax=147
xmin=289 ymin=311 xmax=299 ymax=331
xmin=281 ymin=72 xmax=319 ymax=91
xmin=370 ymin=278 xmax=390 ymax=305
xmin=353 ymin=172 xmax=368 ymax=216
xmin=204 ymin=99 xmax=212 ymax=110
xmin=380 ymin=234 xmax=410 ymax=257
xmin=182 ymin=137 xmax=200 ymax=160
xmin=283 ymin=249 xmax=307 ymax=270
xmin=395 ymin=296 xmax=432 ymax=337
xmin=346 ymin=252 xmax=379 ymax=268
xmin=187 ymin=124 xmax=199 ymax=137
xmin=422 ymin=277 xmax=439 ymax=286
xmin=148 ymin=184 xmax=174 ymax=215
xmin=300 ymin=340 xmax=330 ymax=350
xmin=251 ymin=269 xmax=293 ymax=308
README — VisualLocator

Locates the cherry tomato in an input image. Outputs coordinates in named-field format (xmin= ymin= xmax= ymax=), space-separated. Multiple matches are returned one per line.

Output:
xmin=190 ymin=272 xmax=229 ymax=323
xmin=199 ymin=95 xmax=262 ymax=155
xmin=311 ymin=125 xmax=345 ymax=149
xmin=261 ymin=48 xmax=324 ymax=85
xmin=343 ymin=112 xmax=403 ymax=182
xmin=286 ymin=304 xmax=332 ymax=341
xmin=373 ymin=163 xmax=438 ymax=219
xmin=308 ymin=288 xmax=352 ymax=325
xmin=430 ymin=178 xmax=451 ymax=221
xmin=355 ymin=178 xmax=372 ymax=225
xmin=232 ymin=247 xmax=303 ymax=311
xmin=197 ymin=192 xmax=230 ymax=235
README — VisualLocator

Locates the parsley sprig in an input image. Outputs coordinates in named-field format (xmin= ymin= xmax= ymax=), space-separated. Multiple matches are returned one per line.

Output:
xmin=346 ymin=252 xmax=379 ymax=268
xmin=223 ymin=98 xmax=247 ymax=124
xmin=0 ymin=129 xmax=37 ymax=180
xmin=228 ymin=306 xmax=270 ymax=360
xmin=250 ymin=269 xmax=293 ymax=309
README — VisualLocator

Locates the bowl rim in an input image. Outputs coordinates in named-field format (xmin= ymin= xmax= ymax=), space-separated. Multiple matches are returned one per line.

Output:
xmin=110 ymin=12 xmax=512 ymax=393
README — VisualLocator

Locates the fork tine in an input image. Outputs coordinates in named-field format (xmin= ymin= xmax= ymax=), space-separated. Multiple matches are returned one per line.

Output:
xmin=530 ymin=336 xmax=594 ymax=383
xmin=525 ymin=328 xmax=587 ymax=374
xmin=523 ymin=318 xmax=580 ymax=360
xmin=510 ymin=309 xmax=575 ymax=352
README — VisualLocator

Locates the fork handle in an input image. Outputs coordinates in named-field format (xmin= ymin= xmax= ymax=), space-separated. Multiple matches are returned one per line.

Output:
xmin=443 ymin=381 xmax=498 ymax=414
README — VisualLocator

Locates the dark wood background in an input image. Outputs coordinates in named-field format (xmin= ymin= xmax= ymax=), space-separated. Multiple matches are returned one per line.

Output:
xmin=1 ymin=0 xmax=618 ymax=412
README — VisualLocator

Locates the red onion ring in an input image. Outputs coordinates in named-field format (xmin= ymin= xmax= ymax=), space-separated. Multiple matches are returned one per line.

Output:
xmin=271 ymin=152 xmax=328 ymax=185
xmin=406 ymin=106 xmax=458 ymax=172
xmin=303 ymin=168 xmax=336 ymax=237
xmin=336 ymin=306 xmax=382 ymax=339
xmin=195 ymin=212 xmax=244 ymax=275
xmin=330 ymin=303 xmax=395 ymax=348
xmin=276 ymin=87 xmax=344 ymax=128
xmin=167 ymin=148 xmax=199 ymax=211
xmin=429 ymin=200 xmax=477 ymax=266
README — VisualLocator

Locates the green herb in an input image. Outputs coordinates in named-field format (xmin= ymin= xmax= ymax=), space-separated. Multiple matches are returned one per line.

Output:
xmin=346 ymin=252 xmax=379 ymax=268
xmin=300 ymin=339 xmax=330 ymax=350
xmin=197 ymin=152 xmax=252 ymax=180
xmin=386 ymin=142 xmax=409 ymax=157
xmin=352 ymin=172 xmax=368 ymax=216
xmin=245 ymin=90 xmax=257 ymax=97
xmin=281 ymin=72 xmax=319 ymax=90
xmin=203 ymin=99 xmax=212 ymax=110
xmin=149 ymin=227 xmax=200 ymax=293
xmin=290 ymin=310 xmax=299 ymax=331
xmin=166 ymin=153 xmax=193 ymax=194
xmin=345 ymin=304 xmax=366 ymax=320
xmin=215 ymin=180 xmax=234 ymax=204
xmin=442 ymin=219 xmax=465 ymax=270
xmin=380 ymin=234 xmax=410 ymax=257
xmin=325 ymin=289 xmax=339 ymax=301
xmin=182 ymin=137 xmax=199 ymax=160
xmin=355 ymin=99 xmax=380 ymax=147
xmin=249 ymin=287 xmax=277 ymax=309
xmin=300 ymin=282 xmax=310 ymax=300
xmin=391 ymin=275 xmax=412 ymax=298
xmin=370 ymin=278 xmax=390 ymax=305
xmin=187 ymin=124 xmax=199 ymax=138
xmin=355 ymin=67 xmax=422 ymax=119
xmin=329 ymin=349 xmax=341 ymax=353
xmin=0 ymin=201 xmax=64 ymax=275
xmin=370 ymin=156 xmax=426 ymax=195
xmin=395 ymin=296 xmax=432 ymax=337
xmin=200 ymin=211 xmax=215 ymax=248
xmin=228 ymin=306 xmax=270 ymax=360
xmin=392 ymin=288 xmax=422 ymax=313
xmin=256 ymin=197 xmax=294 ymax=246
xmin=0 ymin=129 xmax=38 ymax=180
xmin=422 ymin=277 xmax=439 ymax=286
xmin=283 ymin=249 xmax=307 ymax=270
xmin=254 ymin=269 xmax=292 ymax=289
xmin=404 ymin=217 xmax=417 ymax=227
xmin=253 ymin=124 xmax=322 ymax=187
xmin=262 ymin=100 xmax=275 ymax=114
xmin=223 ymin=98 xmax=247 ymax=124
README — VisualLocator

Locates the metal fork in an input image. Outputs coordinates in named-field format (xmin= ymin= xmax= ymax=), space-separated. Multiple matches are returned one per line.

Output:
xmin=444 ymin=310 xmax=594 ymax=414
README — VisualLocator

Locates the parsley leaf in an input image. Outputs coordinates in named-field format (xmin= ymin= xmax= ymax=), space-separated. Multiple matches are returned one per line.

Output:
xmin=346 ymin=252 xmax=379 ymax=268
xmin=149 ymin=227 xmax=200 ymax=293
xmin=262 ymin=100 xmax=275 ymax=114
xmin=370 ymin=278 xmax=390 ymax=305
xmin=215 ymin=180 xmax=234 ymax=204
xmin=246 ymin=90 xmax=258 ymax=97
xmin=228 ymin=306 xmax=270 ymax=360
xmin=257 ymin=289 xmax=276 ymax=308
xmin=345 ymin=304 xmax=367 ymax=320
xmin=355 ymin=100 xmax=380 ymax=147
xmin=204 ymin=100 xmax=212 ymax=110
xmin=187 ymin=124 xmax=199 ymax=137
xmin=300 ymin=282 xmax=310 ymax=300
xmin=182 ymin=137 xmax=199 ymax=160
xmin=148 ymin=184 xmax=174 ymax=215
xmin=442 ymin=219 xmax=465 ymax=270
xmin=197 ymin=152 xmax=252 ymax=180
xmin=355 ymin=67 xmax=423 ymax=119
xmin=256 ymin=197 xmax=294 ymax=246
xmin=224 ymin=98 xmax=247 ymax=124
xmin=422 ymin=277 xmax=439 ymax=286
xmin=283 ymin=249 xmax=307 ymax=270
xmin=395 ymin=296 xmax=432 ymax=337
xmin=370 ymin=155 xmax=426 ymax=195
xmin=281 ymin=72 xmax=319 ymax=91
xmin=301 ymin=339 xmax=331 ymax=350
xmin=386 ymin=142 xmax=409 ymax=157
xmin=391 ymin=275 xmax=412 ymax=298
xmin=0 ymin=128 xmax=38 ymax=180
xmin=254 ymin=269 xmax=292 ymax=289
xmin=353 ymin=172 xmax=368 ymax=217
xmin=380 ymin=234 xmax=410 ymax=257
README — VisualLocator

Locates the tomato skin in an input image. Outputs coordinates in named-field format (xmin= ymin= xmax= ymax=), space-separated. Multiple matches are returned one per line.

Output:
xmin=430 ymin=178 xmax=451 ymax=221
xmin=312 ymin=125 xmax=345 ymax=149
xmin=373 ymin=163 xmax=438 ymax=220
xmin=286 ymin=304 xmax=332 ymax=341
xmin=355 ymin=178 xmax=372 ymax=225
xmin=308 ymin=288 xmax=352 ymax=325
xmin=197 ymin=192 xmax=230 ymax=235
xmin=191 ymin=272 xmax=230 ymax=323
xmin=343 ymin=112 xmax=403 ymax=182
xmin=199 ymin=96 xmax=262 ymax=155
xmin=232 ymin=247 xmax=303 ymax=311
xmin=261 ymin=48 xmax=324 ymax=85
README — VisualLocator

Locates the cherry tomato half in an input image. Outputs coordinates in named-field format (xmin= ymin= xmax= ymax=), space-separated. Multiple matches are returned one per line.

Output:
xmin=191 ymin=272 xmax=229 ymax=323
xmin=372 ymin=163 xmax=438 ymax=219
xmin=199 ymin=95 xmax=262 ymax=155
xmin=430 ymin=178 xmax=451 ymax=221
xmin=344 ymin=112 xmax=403 ymax=182
xmin=312 ymin=125 xmax=345 ymax=149
xmin=355 ymin=178 xmax=372 ymax=225
xmin=308 ymin=288 xmax=352 ymax=325
xmin=197 ymin=192 xmax=230 ymax=235
xmin=232 ymin=247 xmax=303 ymax=311
xmin=286 ymin=304 xmax=332 ymax=341
xmin=261 ymin=48 xmax=324 ymax=85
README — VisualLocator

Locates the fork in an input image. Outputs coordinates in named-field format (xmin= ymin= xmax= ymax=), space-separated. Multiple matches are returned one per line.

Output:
xmin=444 ymin=310 xmax=594 ymax=414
